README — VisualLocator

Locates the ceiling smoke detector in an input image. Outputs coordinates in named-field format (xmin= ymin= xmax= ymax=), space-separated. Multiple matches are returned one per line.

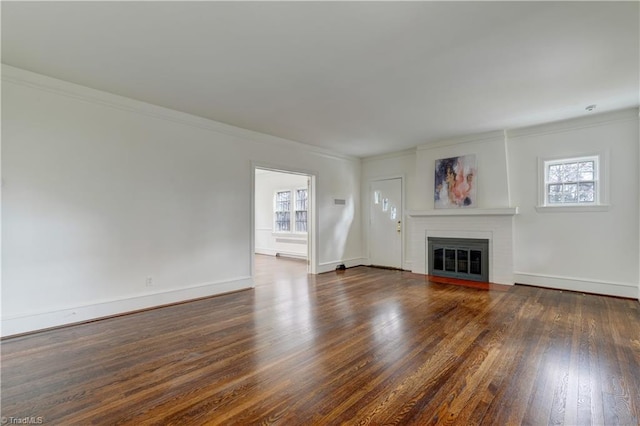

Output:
xmin=585 ymin=104 xmax=597 ymax=112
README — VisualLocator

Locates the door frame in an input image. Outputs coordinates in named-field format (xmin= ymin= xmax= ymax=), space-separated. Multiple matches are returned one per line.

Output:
xmin=368 ymin=175 xmax=405 ymax=269
xmin=251 ymin=162 xmax=317 ymax=277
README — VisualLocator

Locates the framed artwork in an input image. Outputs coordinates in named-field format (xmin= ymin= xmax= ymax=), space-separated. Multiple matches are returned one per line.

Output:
xmin=434 ymin=154 xmax=476 ymax=209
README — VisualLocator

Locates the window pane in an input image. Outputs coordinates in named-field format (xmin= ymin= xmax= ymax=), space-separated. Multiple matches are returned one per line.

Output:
xmin=295 ymin=211 xmax=307 ymax=232
xmin=562 ymin=163 xmax=578 ymax=182
xmin=374 ymin=191 xmax=381 ymax=205
xmin=578 ymin=161 xmax=594 ymax=181
xmin=382 ymin=198 xmax=389 ymax=212
xmin=578 ymin=182 xmax=595 ymax=202
xmin=563 ymin=183 xmax=578 ymax=202
xmin=390 ymin=206 xmax=397 ymax=220
xmin=296 ymin=189 xmax=308 ymax=210
xmin=275 ymin=191 xmax=292 ymax=231
xmin=294 ymin=189 xmax=308 ymax=232
xmin=275 ymin=211 xmax=290 ymax=231
xmin=457 ymin=250 xmax=468 ymax=273
xmin=470 ymin=250 xmax=482 ymax=275
xmin=433 ymin=248 xmax=444 ymax=271
xmin=544 ymin=157 xmax=599 ymax=206
xmin=275 ymin=191 xmax=291 ymax=212
xmin=445 ymin=249 xmax=456 ymax=272
xmin=548 ymin=164 xmax=562 ymax=183
xmin=548 ymin=184 xmax=563 ymax=204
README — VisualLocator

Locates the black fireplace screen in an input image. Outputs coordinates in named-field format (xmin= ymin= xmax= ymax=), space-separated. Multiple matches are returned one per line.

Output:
xmin=428 ymin=237 xmax=489 ymax=282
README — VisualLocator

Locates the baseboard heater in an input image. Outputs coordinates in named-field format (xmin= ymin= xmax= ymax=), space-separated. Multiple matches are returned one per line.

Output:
xmin=275 ymin=238 xmax=306 ymax=245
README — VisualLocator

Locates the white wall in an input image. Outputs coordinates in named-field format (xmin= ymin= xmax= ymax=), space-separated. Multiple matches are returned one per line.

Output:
xmin=361 ymin=150 xmax=416 ymax=270
xmin=1 ymin=66 xmax=363 ymax=336
xmin=508 ymin=110 xmax=639 ymax=298
xmin=255 ymin=170 xmax=308 ymax=258
xmin=361 ymin=109 xmax=639 ymax=298
xmin=414 ymin=131 xmax=511 ymax=211
xmin=408 ymin=132 xmax=516 ymax=284
xmin=361 ymin=132 xmax=514 ymax=273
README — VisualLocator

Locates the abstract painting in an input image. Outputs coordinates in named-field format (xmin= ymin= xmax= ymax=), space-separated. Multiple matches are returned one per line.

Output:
xmin=434 ymin=154 xmax=477 ymax=209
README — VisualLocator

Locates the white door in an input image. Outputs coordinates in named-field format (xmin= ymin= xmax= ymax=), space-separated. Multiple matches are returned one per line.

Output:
xmin=369 ymin=178 xmax=402 ymax=268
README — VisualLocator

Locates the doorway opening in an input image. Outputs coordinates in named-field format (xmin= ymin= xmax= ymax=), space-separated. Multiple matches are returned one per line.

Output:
xmin=253 ymin=166 xmax=316 ymax=278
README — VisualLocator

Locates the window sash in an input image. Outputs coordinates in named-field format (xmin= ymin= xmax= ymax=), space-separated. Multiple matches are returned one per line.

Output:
xmin=544 ymin=156 xmax=598 ymax=205
xmin=274 ymin=188 xmax=308 ymax=233
xmin=274 ymin=191 xmax=292 ymax=232
xmin=294 ymin=189 xmax=308 ymax=233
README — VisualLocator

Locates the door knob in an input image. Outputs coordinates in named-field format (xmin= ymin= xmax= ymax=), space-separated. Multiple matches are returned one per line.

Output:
xmin=397 ymin=221 xmax=401 ymax=233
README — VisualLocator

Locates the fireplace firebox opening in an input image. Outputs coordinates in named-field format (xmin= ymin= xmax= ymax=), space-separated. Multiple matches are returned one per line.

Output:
xmin=428 ymin=237 xmax=489 ymax=282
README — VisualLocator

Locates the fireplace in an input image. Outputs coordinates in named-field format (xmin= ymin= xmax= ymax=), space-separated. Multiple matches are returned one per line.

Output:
xmin=428 ymin=237 xmax=489 ymax=282
xmin=407 ymin=209 xmax=517 ymax=284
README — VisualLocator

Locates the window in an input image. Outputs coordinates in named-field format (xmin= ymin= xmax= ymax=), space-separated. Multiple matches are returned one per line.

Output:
xmin=274 ymin=190 xmax=291 ymax=232
xmin=538 ymin=153 xmax=608 ymax=212
xmin=545 ymin=156 xmax=597 ymax=205
xmin=295 ymin=189 xmax=308 ymax=232
xmin=274 ymin=188 xmax=308 ymax=233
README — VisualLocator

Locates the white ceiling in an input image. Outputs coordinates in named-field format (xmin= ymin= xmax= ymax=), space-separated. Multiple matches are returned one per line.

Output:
xmin=2 ymin=2 xmax=638 ymax=158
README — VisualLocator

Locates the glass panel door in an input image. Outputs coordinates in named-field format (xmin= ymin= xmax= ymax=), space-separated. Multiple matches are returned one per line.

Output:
xmin=457 ymin=250 xmax=468 ymax=273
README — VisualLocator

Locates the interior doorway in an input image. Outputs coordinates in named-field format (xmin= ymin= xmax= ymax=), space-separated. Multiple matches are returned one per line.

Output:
xmin=253 ymin=166 xmax=316 ymax=276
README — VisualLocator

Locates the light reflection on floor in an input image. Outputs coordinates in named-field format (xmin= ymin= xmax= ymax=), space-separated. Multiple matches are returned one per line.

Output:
xmin=253 ymin=255 xmax=411 ymax=381
xmin=253 ymin=255 xmax=321 ymax=383
xmin=371 ymin=300 xmax=407 ymax=358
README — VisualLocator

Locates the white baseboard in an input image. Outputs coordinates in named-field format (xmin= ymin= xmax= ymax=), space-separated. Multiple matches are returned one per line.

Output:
xmin=255 ymin=248 xmax=306 ymax=259
xmin=317 ymin=258 xmax=367 ymax=273
xmin=276 ymin=253 xmax=307 ymax=260
xmin=513 ymin=272 xmax=637 ymax=299
xmin=1 ymin=276 xmax=253 ymax=338
xmin=255 ymin=248 xmax=278 ymax=256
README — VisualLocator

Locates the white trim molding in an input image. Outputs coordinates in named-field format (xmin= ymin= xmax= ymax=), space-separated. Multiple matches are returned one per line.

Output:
xmin=1 ymin=277 xmax=253 ymax=337
xmin=507 ymin=108 xmax=639 ymax=139
xmin=408 ymin=208 xmax=518 ymax=217
xmin=535 ymin=205 xmax=611 ymax=213
xmin=409 ymin=214 xmax=516 ymax=285
xmin=318 ymin=258 xmax=367 ymax=274
xmin=362 ymin=148 xmax=417 ymax=163
xmin=2 ymin=65 xmax=358 ymax=163
xmin=536 ymin=150 xmax=610 ymax=211
xmin=514 ymin=273 xmax=637 ymax=299
xmin=418 ymin=130 xmax=506 ymax=150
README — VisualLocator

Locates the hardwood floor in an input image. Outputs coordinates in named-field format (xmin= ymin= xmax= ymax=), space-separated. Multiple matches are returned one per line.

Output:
xmin=2 ymin=255 xmax=639 ymax=425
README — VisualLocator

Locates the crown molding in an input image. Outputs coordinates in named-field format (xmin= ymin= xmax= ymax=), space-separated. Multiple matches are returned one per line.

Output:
xmin=506 ymin=108 xmax=639 ymax=139
xmin=1 ymin=64 xmax=358 ymax=163
xmin=407 ymin=207 xmax=518 ymax=217
xmin=417 ymin=130 xmax=506 ymax=151
xmin=362 ymin=147 xmax=417 ymax=163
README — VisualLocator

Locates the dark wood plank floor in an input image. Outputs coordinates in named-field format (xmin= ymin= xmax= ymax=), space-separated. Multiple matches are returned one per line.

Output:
xmin=2 ymin=255 xmax=639 ymax=425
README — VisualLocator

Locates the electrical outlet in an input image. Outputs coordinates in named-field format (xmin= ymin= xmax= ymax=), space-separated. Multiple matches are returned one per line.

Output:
xmin=145 ymin=277 xmax=153 ymax=287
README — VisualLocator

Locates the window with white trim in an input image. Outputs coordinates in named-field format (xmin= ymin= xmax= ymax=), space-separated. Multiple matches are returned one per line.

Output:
xmin=537 ymin=151 xmax=611 ymax=213
xmin=544 ymin=155 xmax=598 ymax=205
xmin=274 ymin=190 xmax=291 ymax=232
xmin=294 ymin=188 xmax=308 ymax=232
xmin=274 ymin=188 xmax=308 ymax=233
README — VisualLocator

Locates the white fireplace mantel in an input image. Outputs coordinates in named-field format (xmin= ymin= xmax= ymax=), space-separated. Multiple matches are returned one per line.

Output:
xmin=407 ymin=207 xmax=519 ymax=217
xmin=407 ymin=208 xmax=518 ymax=284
